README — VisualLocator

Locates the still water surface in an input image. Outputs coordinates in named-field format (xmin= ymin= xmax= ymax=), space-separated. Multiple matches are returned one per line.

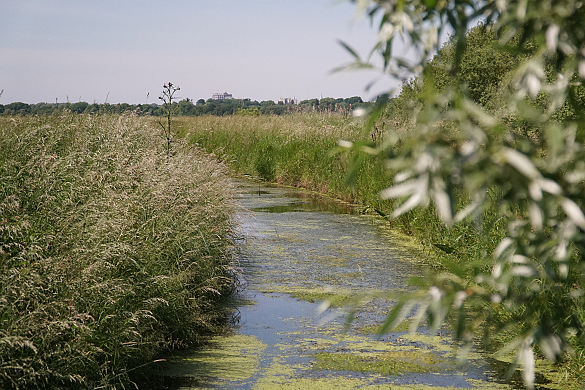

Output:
xmin=159 ymin=179 xmax=515 ymax=389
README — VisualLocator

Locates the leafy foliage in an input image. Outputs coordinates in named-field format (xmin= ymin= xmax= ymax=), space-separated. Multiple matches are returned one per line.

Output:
xmin=343 ymin=1 xmax=585 ymax=388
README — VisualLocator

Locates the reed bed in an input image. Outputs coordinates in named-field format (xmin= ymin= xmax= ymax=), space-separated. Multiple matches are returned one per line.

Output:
xmin=0 ymin=113 xmax=236 ymax=389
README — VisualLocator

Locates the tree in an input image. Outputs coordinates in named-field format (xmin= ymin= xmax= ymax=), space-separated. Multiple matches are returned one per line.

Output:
xmin=202 ymin=99 xmax=217 ymax=115
xmin=71 ymin=101 xmax=89 ymax=114
xmin=343 ymin=1 xmax=585 ymax=388
xmin=300 ymin=98 xmax=319 ymax=111
xmin=423 ymin=23 xmax=529 ymax=107
xmin=177 ymin=98 xmax=195 ymax=116
xmin=319 ymin=97 xmax=337 ymax=111
xmin=345 ymin=96 xmax=363 ymax=105
xmin=4 ymin=102 xmax=31 ymax=115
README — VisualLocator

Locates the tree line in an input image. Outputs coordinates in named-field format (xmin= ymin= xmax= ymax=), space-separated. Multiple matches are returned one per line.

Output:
xmin=0 ymin=96 xmax=372 ymax=117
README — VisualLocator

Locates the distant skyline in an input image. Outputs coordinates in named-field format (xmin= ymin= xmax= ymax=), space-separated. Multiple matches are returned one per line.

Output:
xmin=1 ymin=0 xmax=405 ymax=105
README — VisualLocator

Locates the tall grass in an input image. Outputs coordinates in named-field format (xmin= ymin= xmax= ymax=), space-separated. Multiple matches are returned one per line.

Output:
xmin=0 ymin=113 xmax=236 ymax=389
xmin=177 ymin=114 xmax=389 ymax=205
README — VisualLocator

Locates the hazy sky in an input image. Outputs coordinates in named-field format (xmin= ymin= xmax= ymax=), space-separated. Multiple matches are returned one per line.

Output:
xmin=1 ymin=0 xmax=403 ymax=104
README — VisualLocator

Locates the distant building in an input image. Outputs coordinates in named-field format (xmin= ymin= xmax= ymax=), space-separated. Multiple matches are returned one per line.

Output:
xmin=278 ymin=97 xmax=298 ymax=105
xmin=212 ymin=92 xmax=233 ymax=100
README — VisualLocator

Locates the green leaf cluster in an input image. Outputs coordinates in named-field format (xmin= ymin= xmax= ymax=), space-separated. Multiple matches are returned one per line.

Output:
xmin=344 ymin=1 xmax=585 ymax=388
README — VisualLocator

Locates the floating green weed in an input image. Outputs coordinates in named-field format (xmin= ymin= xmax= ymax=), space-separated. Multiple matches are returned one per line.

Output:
xmin=312 ymin=350 xmax=451 ymax=376
xmin=356 ymin=320 xmax=413 ymax=335
xmin=160 ymin=334 xmax=267 ymax=383
xmin=260 ymin=286 xmax=356 ymax=307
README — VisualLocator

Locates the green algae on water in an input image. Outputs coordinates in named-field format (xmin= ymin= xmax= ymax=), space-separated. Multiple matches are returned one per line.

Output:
xmin=312 ymin=350 xmax=451 ymax=376
xmin=161 ymin=334 xmax=267 ymax=384
xmin=263 ymin=286 xmax=356 ymax=307
xmin=356 ymin=319 xmax=421 ymax=335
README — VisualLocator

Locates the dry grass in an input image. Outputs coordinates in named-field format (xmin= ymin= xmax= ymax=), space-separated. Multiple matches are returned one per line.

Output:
xmin=0 ymin=113 xmax=236 ymax=389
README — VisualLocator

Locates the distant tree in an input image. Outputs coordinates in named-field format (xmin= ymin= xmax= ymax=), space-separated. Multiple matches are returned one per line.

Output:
xmin=345 ymin=96 xmax=363 ymax=105
xmin=319 ymin=97 xmax=337 ymax=111
xmin=203 ymin=100 xmax=217 ymax=115
xmin=244 ymin=99 xmax=260 ymax=107
xmin=271 ymin=105 xmax=286 ymax=115
xmin=302 ymin=98 xmax=319 ymax=110
xmin=4 ymin=102 xmax=31 ymax=115
xmin=71 ymin=101 xmax=89 ymax=114
xmin=260 ymin=102 xmax=285 ymax=115
xmin=177 ymin=99 xmax=195 ymax=116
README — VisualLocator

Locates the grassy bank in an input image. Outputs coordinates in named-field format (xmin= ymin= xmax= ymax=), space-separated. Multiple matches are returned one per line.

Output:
xmin=0 ymin=113 xmax=236 ymax=389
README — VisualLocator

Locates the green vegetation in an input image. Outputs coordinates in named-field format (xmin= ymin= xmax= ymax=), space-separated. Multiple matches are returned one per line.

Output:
xmin=312 ymin=350 xmax=449 ymax=376
xmin=159 ymin=334 xmax=268 ymax=384
xmin=180 ymin=114 xmax=389 ymax=204
xmin=0 ymin=113 xmax=235 ymax=389
xmin=4 ymin=0 xmax=585 ymax=387
xmin=0 ymin=96 xmax=373 ymax=117
xmin=181 ymin=113 xmax=504 ymax=272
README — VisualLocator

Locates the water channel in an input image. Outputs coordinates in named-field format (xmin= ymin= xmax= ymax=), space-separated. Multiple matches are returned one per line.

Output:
xmin=157 ymin=179 xmax=519 ymax=389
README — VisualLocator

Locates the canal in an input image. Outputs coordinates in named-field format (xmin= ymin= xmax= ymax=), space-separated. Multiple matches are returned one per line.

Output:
xmin=157 ymin=179 xmax=516 ymax=389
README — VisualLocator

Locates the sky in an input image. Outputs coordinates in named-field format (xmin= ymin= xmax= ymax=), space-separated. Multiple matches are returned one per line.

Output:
xmin=0 ymin=0 xmax=404 ymax=104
